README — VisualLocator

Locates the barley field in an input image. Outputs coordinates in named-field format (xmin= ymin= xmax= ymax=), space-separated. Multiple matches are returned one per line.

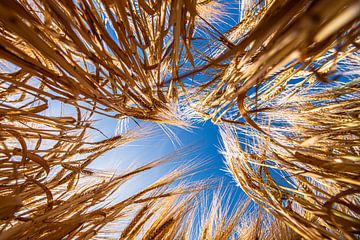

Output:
xmin=0 ymin=0 xmax=359 ymax=239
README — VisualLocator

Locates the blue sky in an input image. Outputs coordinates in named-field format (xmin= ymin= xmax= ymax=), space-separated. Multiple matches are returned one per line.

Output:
xmin=88 ymin=115 xmax=245 ymax=202
xmin=85 ymin=0 xmax=248 ymax=201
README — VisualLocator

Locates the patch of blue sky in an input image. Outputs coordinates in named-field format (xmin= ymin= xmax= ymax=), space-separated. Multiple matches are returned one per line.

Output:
xmin=89 ymin=1 xmax=263 ymax=209
xmin=86 ymin=0 xmax=273 ymax=223
xmin=87 ymin=113 xmax=243 ymax=202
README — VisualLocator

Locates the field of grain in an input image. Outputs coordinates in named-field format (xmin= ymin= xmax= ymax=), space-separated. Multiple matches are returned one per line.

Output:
xmin=0 ymin=0 xmax=359 ymax=239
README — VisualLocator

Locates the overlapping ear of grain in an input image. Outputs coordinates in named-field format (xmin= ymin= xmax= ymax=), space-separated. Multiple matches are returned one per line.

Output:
xmin=0 ymin=0 xmax=202 ymax=238
xmin=220 ymin=81 xmax=360 ymax=239
xmin=1 ymin=0 xmax=359 ymax=239
xmin=205 ymin=1 xmax=359 ymax=239
xmin=0 ymin=0 xmax=205 ymax=125
xmin=0 ymin=63 xmax=195 ymax=238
